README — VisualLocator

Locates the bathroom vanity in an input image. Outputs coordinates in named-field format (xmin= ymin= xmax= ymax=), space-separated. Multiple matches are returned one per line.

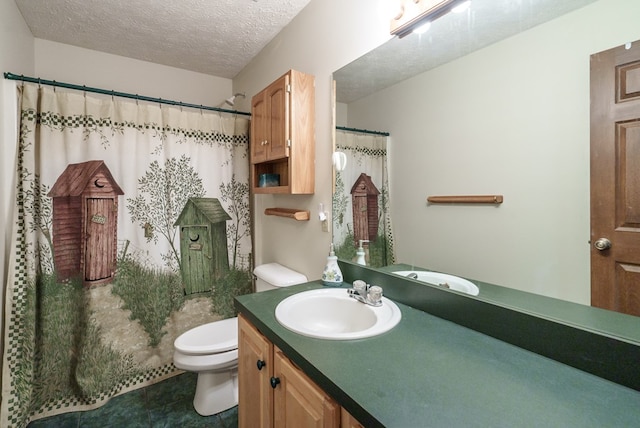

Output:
xmin=238 ymin=313 xmax=361 ymax=427
xmin=235 ymin=277 xmax=640 ymax=427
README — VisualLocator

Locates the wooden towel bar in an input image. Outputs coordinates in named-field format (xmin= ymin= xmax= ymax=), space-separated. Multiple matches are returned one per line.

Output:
xmin=427 ymin=195 xmax=503 ymax=204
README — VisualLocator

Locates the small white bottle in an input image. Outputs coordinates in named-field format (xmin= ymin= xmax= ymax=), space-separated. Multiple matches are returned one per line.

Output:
xmin=321 ymin=244 xmax=343 ymax=287
xmin=355 ymin=240 xmax=369 ymax=266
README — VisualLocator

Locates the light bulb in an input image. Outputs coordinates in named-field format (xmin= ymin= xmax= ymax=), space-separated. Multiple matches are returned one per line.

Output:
xmin=413 ymin=21 xmax=431 ymax=34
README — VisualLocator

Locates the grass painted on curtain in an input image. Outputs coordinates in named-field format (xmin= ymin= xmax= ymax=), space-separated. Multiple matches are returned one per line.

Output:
xmin=1 ymin=84 xmax=252 ymax=428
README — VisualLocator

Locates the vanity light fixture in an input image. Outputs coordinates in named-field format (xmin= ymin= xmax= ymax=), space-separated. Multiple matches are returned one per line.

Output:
xmin=391 ymin=0 xmax=471 ymax=38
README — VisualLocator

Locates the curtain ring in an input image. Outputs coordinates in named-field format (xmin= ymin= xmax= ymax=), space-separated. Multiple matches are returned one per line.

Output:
xmin=52 ymin=80 xmax=56 ymax=92
xmin=111 ymin=90 xmax=115 ymax=101
xmin=37 ymin=78 xmax=41 ymax=89
xmin=200 ymin=105 xmax=204 ymax=115
xmin=135 ymin=94 xmax=139 ymax=105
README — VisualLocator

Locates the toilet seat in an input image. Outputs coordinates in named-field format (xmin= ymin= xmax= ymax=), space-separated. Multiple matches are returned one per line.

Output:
xmin=174 ymin=317 xmax=238 ymax=355
xmin=173 ymin=348 xmax=238 ymax=372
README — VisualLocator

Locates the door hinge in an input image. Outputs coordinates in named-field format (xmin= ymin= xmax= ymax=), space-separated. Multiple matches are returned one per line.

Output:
xmin=287 ymin=139 xmax=292 ymax=147
xmin=286 ymin=84 xmax=291 ymax=93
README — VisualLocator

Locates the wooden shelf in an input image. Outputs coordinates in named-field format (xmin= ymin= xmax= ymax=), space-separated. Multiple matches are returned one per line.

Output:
xmin=264 ymin=208 xmax=310 ymax=221
xmin=427 ymin=195 xmax=504 ymax=204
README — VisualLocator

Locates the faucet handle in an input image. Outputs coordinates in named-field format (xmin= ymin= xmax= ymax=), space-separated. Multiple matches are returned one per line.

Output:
xmin=368 ymin=285 xmax=383 ymax=305
xmin=353 ymin=280 xmax=368 ymax=295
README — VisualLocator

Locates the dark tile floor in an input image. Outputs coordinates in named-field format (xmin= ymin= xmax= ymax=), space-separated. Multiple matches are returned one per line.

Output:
xmin=27 ymin=372 xmax=238 ymax=428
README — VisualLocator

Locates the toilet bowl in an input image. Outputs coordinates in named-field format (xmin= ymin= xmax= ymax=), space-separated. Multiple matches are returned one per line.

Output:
xmin=173 ymin=263 xmax=307 ymax=416
xmin=173 ymin=317 xmax=238 ymax=416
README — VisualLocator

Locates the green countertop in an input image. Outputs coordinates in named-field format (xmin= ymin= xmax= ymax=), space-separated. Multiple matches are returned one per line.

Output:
xmin=236 ymin=282 xmax=640 ymax=428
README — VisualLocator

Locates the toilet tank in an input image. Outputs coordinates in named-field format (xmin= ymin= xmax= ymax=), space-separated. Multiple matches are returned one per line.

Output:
xmin=253 ymin=263 xmax=307 ymax=292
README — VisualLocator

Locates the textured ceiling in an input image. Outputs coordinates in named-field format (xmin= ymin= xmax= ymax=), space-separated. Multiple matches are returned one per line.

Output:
xmin=14 ymin=0 xmax=311 ymax=79
xmin=334 ymin=0 xmax=598 ymax=103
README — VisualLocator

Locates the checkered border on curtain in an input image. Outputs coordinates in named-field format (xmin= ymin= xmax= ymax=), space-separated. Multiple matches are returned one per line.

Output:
xmin=27 ymin=364 xmax=180 ymax=421
xmin=4 ymin=117 xmax=33 ymax=428
xmin=37 ymin=111 xmax=249 ymax=148
xmin=338 ymin=144 xmax=387 ymax=158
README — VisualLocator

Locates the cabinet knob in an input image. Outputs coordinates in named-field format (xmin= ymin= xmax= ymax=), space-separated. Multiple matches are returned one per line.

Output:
xmin=270 ymin=376 xmax=280 ymax=389
xmin=256 ymin=359 xmax=266 ymax=370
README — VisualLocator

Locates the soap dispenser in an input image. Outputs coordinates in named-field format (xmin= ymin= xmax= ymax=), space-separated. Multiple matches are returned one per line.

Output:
xmin=321 ymin=244 xmax=343 ymax=287
xmin=356 ymin=240 xmax=369 ymax=266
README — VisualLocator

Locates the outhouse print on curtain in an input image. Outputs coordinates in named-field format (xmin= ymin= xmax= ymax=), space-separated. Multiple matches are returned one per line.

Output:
xmin=332 ymin=130 xmax=395 ymax=267
xmin=1 ymin=84 xmax=252 ymax=427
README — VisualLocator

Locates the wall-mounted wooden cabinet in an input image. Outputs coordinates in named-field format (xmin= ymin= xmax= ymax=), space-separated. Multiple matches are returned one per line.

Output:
xmin=238 ymin=314 xmax=364 ymax=428
xmin=250 ymin=69 xmax=315 ymax=194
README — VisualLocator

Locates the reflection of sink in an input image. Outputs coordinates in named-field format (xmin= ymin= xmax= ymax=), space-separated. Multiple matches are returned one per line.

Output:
xmin=275 ymin=288 xmax=401 ymax=340
xmin=393 ymin=271 xmax=479 ymax=296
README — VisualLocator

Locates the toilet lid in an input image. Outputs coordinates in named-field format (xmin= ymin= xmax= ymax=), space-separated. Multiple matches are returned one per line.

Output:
xmin=174 ymin=316 xmax=238 ymax=355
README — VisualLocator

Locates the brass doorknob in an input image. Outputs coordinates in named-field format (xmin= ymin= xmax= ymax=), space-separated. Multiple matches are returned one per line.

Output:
xmin=594 ymin=238 xmax=612 ymax=251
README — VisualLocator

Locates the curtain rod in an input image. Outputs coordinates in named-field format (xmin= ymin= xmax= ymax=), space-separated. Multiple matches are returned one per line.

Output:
xmin=336 ymin=125 xmax=389 ymax=136
xmin=3 ymin=72 xmax=251 ymax=117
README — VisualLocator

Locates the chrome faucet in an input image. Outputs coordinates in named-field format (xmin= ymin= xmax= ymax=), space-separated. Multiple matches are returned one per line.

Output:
xmin=347 ymin=280 xmax=383 ymax=307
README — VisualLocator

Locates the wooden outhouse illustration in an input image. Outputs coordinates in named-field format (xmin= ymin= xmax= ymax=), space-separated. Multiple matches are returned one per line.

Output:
xmin=174 ymin=198 xmax=231 ymax=295
xmin=48 ymin=160 xmax=124 ymax=287
xmin=351 ymin=173 xmax=380 ymax=245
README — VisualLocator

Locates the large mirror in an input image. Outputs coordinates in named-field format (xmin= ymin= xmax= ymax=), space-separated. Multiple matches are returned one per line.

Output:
xmin=332 ymin=0 xmax=640 ymax=321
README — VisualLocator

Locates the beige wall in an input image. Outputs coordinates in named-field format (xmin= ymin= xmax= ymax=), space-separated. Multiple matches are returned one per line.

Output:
xmin=234 ymin=0 xmax=391 ymax=279
xmin=343 ymin=0 xmax=640 ymax=304
xmin=34 ymin=39 xmax=232 ymax=107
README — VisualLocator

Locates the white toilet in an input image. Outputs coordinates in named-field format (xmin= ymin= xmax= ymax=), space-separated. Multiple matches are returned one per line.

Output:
xmin=173 ymin=263 xmax=307 ymax=416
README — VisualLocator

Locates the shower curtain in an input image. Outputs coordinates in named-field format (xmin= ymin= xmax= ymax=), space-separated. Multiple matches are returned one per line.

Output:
xmin=1 ymin=83 xmax=252 ymax=427
xmin=332 ymin=130 xmax=395 ymax=267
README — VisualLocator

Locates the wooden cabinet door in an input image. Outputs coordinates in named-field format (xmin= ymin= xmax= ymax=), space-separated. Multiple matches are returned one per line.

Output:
xmin=250 ymin=90 xmax=269 ymax=164
xmin=341 ymin=408 xmax=365 ymax=428
xmin=238 ymin=314 xmax=273 ymax=428
xmin=265 ymin=74 xmax=290 ymax=160
xmin=249 ymin=69 xmax=314 ymax=194
xmin=273 ymin=346 xmax=339 ymax=428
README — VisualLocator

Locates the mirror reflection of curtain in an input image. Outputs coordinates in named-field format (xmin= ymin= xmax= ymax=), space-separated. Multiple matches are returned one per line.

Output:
xmin=333 ymin=130 xmax=395 ymax=267
xmin=1 ymin=83 xmax=251 ymax=427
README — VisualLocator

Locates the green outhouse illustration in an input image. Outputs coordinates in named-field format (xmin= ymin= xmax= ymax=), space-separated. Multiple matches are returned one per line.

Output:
xmin=174 ymin=198 xmax=231 ymax=295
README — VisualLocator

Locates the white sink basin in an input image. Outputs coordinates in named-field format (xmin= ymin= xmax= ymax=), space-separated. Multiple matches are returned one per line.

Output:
xmin=275 ymin=288 xmax=401 ymax=340
xmin=393 ymin=271 xmax=479 ymax=296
